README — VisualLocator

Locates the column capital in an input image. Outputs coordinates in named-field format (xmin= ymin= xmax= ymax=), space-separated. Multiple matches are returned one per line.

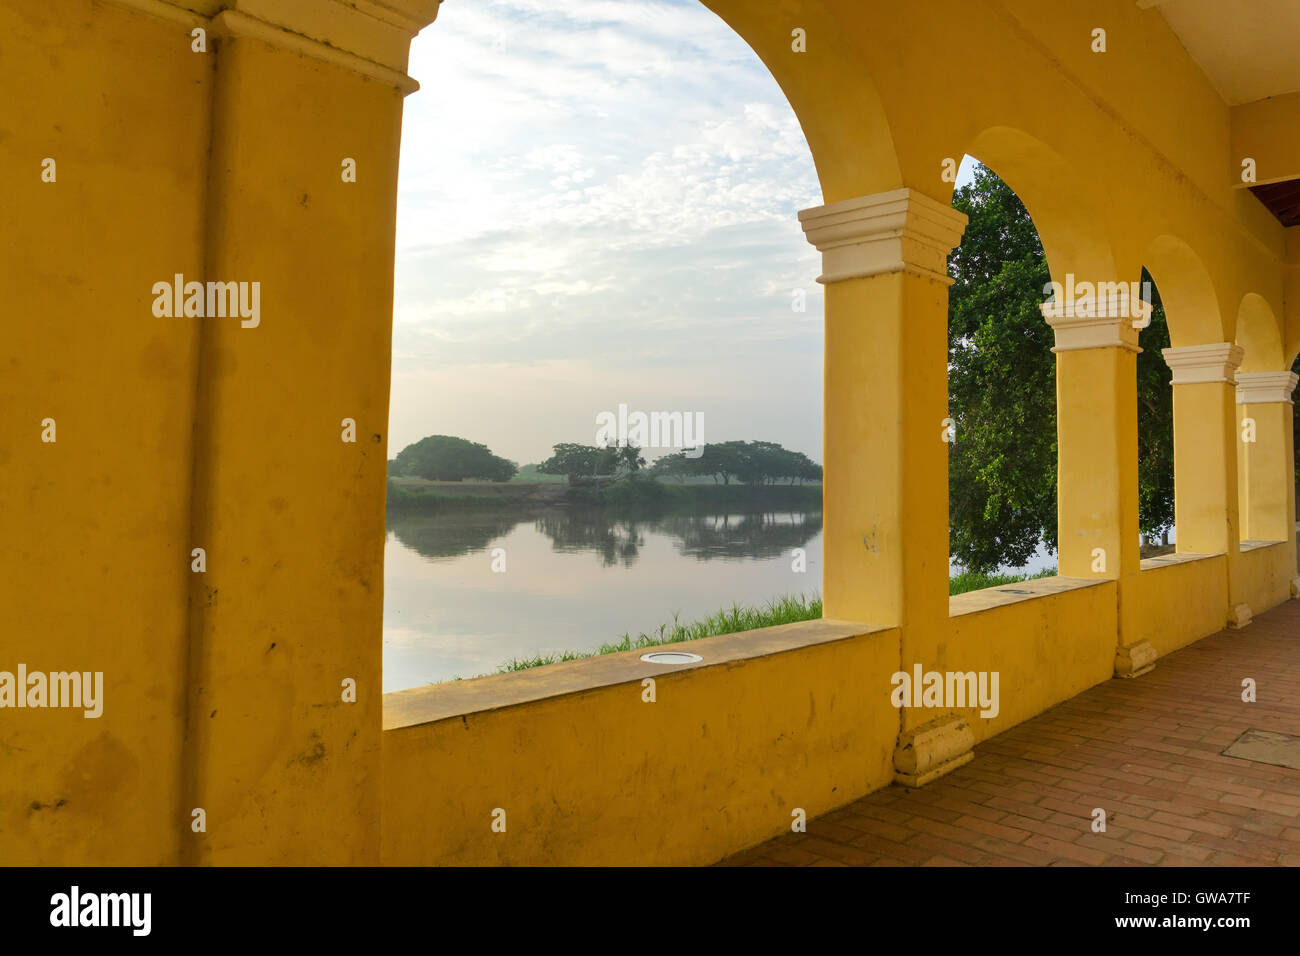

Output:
xmin=1042 ymin=310 xmax=1142 ymax=354
xmin=798 ymin=188 xmax=968 ymax=285
xmin=111 ymin=0 xmax=442 ymax=92
xmin=1236 ymin=371 xmax=1299 ymax=404
xmin=1161 ymin=343 xmax=1244 ymax=385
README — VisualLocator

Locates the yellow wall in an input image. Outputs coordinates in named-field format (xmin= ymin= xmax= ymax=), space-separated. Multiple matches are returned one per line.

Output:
xmin=1137 ymin=557 xmax=1229 ymax=658
xmin=382 ymin=624 xmax=901 ymax=866
xmin=180 ymin=28 xmax=405 ymax=868
xmin=946 ymin=583 xmax=1117 ymax=743
xmin=1237 ymin=543 xmax=1294 ymax=616
xmin=0 ymin=0 xmax=209 ymax=866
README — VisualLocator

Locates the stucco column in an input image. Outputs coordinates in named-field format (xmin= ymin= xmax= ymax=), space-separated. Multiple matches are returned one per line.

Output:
xmin=1235 ymin=372 xmax=1298 ymax=548
xmin=182 ymin=1 xmax=436 ymax=865
xmin=1162 ymin=344 xmax=1251 ymax=625
xmin=800 ymin=188 xmax=969 ymax=785
xmin=1044 ymin=301 xmax=1147 ymax=676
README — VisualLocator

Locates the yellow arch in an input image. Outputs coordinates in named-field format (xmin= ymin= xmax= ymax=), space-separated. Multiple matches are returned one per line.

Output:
xmin=703 ymin=0 xmax=901 ymax=203
xmin=965 ymin=126 xmax=1116 ymax=287
xmin=1236 ymin=292 xmax=1286 ymax=371
xmin=1142 ymin=234 xmax=1225 ymax=348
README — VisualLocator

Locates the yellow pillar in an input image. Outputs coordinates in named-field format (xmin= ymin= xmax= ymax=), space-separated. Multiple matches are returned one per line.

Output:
xmin=800 ymin=188 xmax=969 ymax=785
xmin=1236 ymin=372 xmax=1298 ymax=546
xmin=182 ymin=5 xmax=431 ymax=864
xmin=1162 ymin=344 xmax=1250 ymax=625
xmin=1044 ymin=301 xmax=1148 ymax=676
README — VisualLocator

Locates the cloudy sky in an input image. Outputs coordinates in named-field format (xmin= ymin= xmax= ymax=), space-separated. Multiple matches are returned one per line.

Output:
xmin=389 ymin=0 xmax=827 ymax=467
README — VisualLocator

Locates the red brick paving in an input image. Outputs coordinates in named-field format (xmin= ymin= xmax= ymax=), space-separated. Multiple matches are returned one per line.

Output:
xmin=719 ymin=598 xmax=1300 ymax=866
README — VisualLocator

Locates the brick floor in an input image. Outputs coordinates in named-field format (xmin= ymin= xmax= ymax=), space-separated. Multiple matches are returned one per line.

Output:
xmin=719 ymin=597 xmax=1300 ymax=866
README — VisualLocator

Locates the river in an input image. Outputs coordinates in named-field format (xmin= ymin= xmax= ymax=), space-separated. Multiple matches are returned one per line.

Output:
xmin=383 ymin=506 xmax=823 ymax=690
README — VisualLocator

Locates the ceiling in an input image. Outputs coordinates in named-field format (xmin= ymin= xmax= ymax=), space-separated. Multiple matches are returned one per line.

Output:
xmin=1139 ymin=0 xmax=1300 ymax=105
xmin=1249 ymin=179 xmax=1300 ymax=227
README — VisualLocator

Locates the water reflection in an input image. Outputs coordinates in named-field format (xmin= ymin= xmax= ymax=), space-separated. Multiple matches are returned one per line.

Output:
xmin=383 ymin=504 xmax=824 ymax=689
xmin=385 ymin=510 xmax=520 ymax=559
xmin=387 ymin=506 xmax=824 ymax=568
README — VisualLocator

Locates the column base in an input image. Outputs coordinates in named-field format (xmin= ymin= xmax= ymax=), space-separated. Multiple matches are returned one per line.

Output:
xmin=1290 ymin=577 xmax=1300 ymax=600
xmin=1227 ymin=603 xmax=1253 ymax=629
xmin=893 ymin=715 xmax=975 ymax=787
xmin=1114 ymin=641 xmax=1156 ymax=679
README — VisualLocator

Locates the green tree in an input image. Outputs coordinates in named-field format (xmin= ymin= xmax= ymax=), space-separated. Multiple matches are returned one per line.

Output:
xmin=392 ymin=435 xmax=516 ymax=482
xmin=650 ymin=451 xmax=692 ymax=482
xmin=948 ymin=165 xmax=1177 ymax=571
xmin=947 ymin=164 xmax=1058 ymax=572
xmin=652 ymin=441 xmax=821 ymax=486
xmin=537 ymin=443 xmax=623 ymax=484
xmin=1136 ymin=271 xmax=1175 ymax=544
xmin=614 ymin=444 xmax=645 ymax=475
xmin=538 ymin=443 xmax=601 ymax=484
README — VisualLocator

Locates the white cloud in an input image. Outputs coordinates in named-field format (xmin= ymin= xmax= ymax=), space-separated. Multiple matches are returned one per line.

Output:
xmin=391 ymin=0 xmax=824 ymax=464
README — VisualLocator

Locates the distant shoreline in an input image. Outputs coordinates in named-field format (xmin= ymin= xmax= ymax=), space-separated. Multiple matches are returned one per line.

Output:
xmin=386 ymin=476 xmax=823 ymax=514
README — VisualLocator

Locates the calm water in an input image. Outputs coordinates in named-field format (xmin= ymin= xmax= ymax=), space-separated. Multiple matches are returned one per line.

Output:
xmin=383 ymin=507 xmax=823 ymax=690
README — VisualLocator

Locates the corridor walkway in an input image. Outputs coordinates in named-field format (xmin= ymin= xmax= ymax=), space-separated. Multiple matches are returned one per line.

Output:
xmin=721 ymin=599 xmax=1300 ymax=866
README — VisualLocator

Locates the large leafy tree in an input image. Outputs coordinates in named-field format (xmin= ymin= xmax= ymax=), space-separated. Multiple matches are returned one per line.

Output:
xmin=650 ymin=440 xmax=821 ymax=486
xmin=947 ymin=165 xmax=1058 ymax=572
xmin=391 ymin=434 xmax=517 ymax=482
xmin=538 ymin=443 xmax=625 ymax=483
xmin=1135 ymin=271 xmax=1175 ymax=544
xmin=947 ymin=165 xmax=1175 ymax=572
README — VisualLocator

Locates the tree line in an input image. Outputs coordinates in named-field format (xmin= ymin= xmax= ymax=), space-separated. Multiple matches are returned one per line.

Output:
xmin=388 ymin=435 xmax=822 ymax=487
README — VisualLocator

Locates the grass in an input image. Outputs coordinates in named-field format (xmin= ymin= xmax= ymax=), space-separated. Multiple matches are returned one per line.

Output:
xmin=495 ymin=593 xmax=823 ymax=673
xmin=436 ymin=567 xmax=1059 ymax=681
xmin=949 ymin=567 xmax=1056 ymax=595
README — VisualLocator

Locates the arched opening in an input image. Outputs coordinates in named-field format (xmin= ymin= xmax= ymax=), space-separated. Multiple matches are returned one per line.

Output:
xmin=945 ymin=155 xmax=1057 ymax=587
xmin=1140 ymin=237 xmax=1228 ymax=558
xmin=1134 ymin=269 xmax=1174 ymax=556
xmin=382 ymin=0 xmax=827 ymax=689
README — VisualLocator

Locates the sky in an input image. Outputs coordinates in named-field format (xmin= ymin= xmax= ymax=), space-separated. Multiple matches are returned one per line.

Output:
xmin=389 ymin=0 xmax=979 ymax=469
xmin=389 ymin=0 xmax=826 ymax=467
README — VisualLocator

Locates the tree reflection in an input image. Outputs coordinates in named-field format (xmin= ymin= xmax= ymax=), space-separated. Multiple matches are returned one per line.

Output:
xmin=387 ymin=507 xmax=823 ymax=568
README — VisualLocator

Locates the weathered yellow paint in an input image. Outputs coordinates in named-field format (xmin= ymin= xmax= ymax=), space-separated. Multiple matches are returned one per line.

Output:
xmin=0 ymin=0 xmax=208 ymax=866
xmin=1237 ymin=542 xmax=1296 ymax=615
xmin=821 ymin=271 xmax=954 ymax=726
xmin=382 ymin=622 xmax=901 ymax=866
xmin=946 ymin=580 xmax=1118 ymax=743
xmin=1173 ymin=383 xmax=1239 ymax=554
xmin=1239 ymin=402 xmax=1296 ymax=544
xmin=1232 ymin=91 xmax=1300 ymax=187
xmin=3 ymin=0 xmax=1299 ymax=866
xmin=1136 ymin=556 xmax=1229 ymax=658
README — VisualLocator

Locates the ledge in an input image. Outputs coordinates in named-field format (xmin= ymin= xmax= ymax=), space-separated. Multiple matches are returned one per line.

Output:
xmin=1240 ymin=539 xmax=1286 ymax=553
xmin=1139 ymin=551 xmax=1218 ymax=571
xmin=948 ymin=575 xmax=1107 ymax=618
xmin=382 ymin=618 xmax=885 ymax=731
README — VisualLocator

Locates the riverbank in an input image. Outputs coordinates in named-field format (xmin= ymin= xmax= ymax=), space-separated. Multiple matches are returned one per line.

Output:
xmin=387 ymin=476 xmax=822 ymax=514
xmin=477 ymin=565 xmax=1057 ymax=677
